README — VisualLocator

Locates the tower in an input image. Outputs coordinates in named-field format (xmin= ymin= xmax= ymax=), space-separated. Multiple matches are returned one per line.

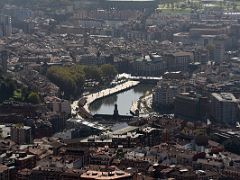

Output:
xmin=113 ymin=104 xmax=119 ymax=117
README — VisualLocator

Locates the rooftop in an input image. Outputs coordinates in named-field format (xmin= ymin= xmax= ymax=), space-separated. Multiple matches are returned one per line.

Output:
xmin=212 ymin=93 xmax=238 ymax=102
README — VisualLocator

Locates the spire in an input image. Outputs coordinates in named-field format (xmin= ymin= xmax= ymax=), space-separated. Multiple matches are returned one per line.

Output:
xmin=113 ymin=104 xmax=119 ymax=117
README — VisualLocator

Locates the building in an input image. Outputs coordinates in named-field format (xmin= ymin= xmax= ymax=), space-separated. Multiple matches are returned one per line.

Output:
xmin=210 ymin=93 xmax=239 ymax=124
xmin=81 ymin=168 xmax=132 ymax=180
xmin=152 ymin=80 xmax=182 ymax=108
xmin=213 ymin=36 xmax=225 ymax=63
xmin=173 ymin=32 xmax=191 ymax=44
xmin=131 ymin=54 xmax=167 ymax=76
xmin=76 ymin=54 xmax=113 ymax=66
xmin=193 ymin=47 xmax=209 ymax=64
xmin=30 ymin=167 xmax=82 ymax=180
xmin=0 ymin=15 xmax=12 ymax=37
xmin=164 ymin=51 xmax=193 ymax=72
xmin=174 ymin=92 xmax=209 ymax=121
xmin=10 ymin=125 xmax=32 ymax=145
xmin=14 ymin=153 xmax=36 ymax=170
xmin=45 ymin=96 xmax=71 ymax=116
xmin=0 ymin=165 xmax=9 ymax=180
xmin=89 ymin=153 xmax=113 ymax=166
xmin=46 ymin=113 xmax=67 ymax=133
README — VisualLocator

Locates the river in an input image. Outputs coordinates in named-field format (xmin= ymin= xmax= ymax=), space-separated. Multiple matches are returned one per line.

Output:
xmin=89 ymin=84 xmax=153 ymax=115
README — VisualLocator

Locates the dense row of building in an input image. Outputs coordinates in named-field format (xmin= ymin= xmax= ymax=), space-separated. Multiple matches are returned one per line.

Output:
xmin=0 ymin=0 xmax=240 ymax=179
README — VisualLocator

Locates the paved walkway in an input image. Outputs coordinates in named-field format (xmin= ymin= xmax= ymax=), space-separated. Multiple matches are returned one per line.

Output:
xmin=71 ymin=80 xmax=140 ymax=114
xmin=84 ymin=80 xmax=140 ymax=112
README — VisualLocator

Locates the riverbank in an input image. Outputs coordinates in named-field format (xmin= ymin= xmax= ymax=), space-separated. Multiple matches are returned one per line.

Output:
xmin=84 ymin=80 xmax=140 ymax=112
xmin=71 ymin=80 xmax=140 ymax=116
xmin=130 ymin=91 xmax=153 ymax=116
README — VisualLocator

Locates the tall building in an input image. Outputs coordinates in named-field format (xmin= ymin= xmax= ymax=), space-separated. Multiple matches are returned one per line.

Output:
xmin=10 ymin=125 xmax=32 ymax=145
xmin=213 ymin=36 xmax=225 ymax=63
xmin=174 ymin=92 xmax=209 ymax=121
xmin=0 ymin=15 xmax=12 ymax=37
xmin=210 ymin=93 xmax=239 ymax=124
xmin=152 ymin=80 xmax=182 ymax=107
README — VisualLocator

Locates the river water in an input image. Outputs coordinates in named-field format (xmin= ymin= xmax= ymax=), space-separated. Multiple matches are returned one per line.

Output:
xmin=89 ymin=84 xmax=153 ymax=115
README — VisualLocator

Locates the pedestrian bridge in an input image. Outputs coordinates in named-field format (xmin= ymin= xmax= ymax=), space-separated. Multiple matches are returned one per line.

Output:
xmin=118 ymin=73 xmax=162 ymax=82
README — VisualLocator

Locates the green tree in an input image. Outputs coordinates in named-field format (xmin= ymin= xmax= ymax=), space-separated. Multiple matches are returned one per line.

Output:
xmin=47 ymin=65 xmax=85 ymax=98
xmin=83 ymin=66 xmax=102 ymax=82
xmin=100 ymin=64 xmax=117 ymax=81
xmin=27 ymin=92 xmax=40 ymax=104
xmin=0 ymin=74 xmax=17 ymax=102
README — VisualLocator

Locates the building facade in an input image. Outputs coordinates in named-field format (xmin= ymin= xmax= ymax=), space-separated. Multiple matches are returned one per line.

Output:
xmin=0 ymin=15 xmax=12 ymax=37
xmin=210 ymin=93 xmax=239 ymax=124
xmin=10 ymin=125 xmax=32 ymax=145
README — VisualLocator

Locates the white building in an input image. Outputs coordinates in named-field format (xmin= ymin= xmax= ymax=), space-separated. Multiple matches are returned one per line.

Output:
xmin=132 ymin=54 xmax=167 ymax=76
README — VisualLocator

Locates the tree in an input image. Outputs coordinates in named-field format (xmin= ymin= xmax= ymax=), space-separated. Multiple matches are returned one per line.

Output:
xmin=27 ymin=92 xmax=40 ymax=104
xmin=100 ymin=64 xmax=117 ymax=81
xmin=47 ymin=65 xmax=85 ymax=98
xmin=0 ymin=73 xmax=17 ymax=102
xmin=83 ymin=66 xmax=102 ymax=82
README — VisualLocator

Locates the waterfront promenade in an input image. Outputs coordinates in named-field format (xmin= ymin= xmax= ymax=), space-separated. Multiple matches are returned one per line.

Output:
xmin=71 ymin=80 xmax=140 ymax=116
xmin=84 ymin=80 xmax=140 ymax=112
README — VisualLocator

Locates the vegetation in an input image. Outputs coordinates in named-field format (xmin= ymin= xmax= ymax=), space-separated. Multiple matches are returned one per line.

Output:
xmin=47 ymin=65 xmax=85 ymax=98
xmin=0 ymin=74 xmax=17 ymax=102
xmin=47 ymin=64 xmax=117 ymax=98
xmin=27 ymin=92 xmax=41 ymax=104
xmin=83 ymin=66 xmax=102 ymax=82
xmin=0 ymin=73 xmax=41 ymax=104
xmin=100 ymin=64 xmax=117 ymax=81
xmin=2 ymin=0 xmax=71 ymax=7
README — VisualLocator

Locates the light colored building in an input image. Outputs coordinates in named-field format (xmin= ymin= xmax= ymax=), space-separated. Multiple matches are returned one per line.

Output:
xmin=132 ymin=54 xmax=167 ymax=76
xmin=81 ymin=169 xmax=132 ymax=180
xmin=173 ymin=32 xmax=191 ymax=44
xmin=210 ymin=93 xmax=239 ymax=124
xmin=10 ymin=125 xmax=32 ymax=145
xmin=0 ymin=125 xmax=11 ymax=138
xmin=45 ymin=96 xmax=71 ymax=115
